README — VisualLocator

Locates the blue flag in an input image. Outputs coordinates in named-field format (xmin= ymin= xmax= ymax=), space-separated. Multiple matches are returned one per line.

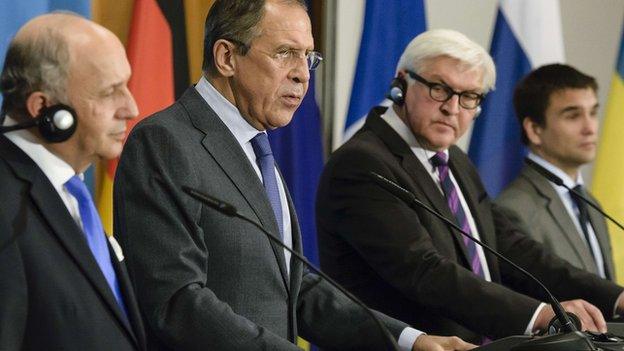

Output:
xmin=343 ymin=0 xmax=426 ymax=140
xmin=468 ymin=0 xmax=565 ymax=197
xmin=269 ymin=74 xmax=323 ymax=265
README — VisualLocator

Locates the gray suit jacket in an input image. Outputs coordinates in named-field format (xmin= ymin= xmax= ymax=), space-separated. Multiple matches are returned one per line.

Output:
xmin=495 ymin=165 xmax=615 ymax=280
xmin=114 ymin=88 xmax=407 ymax=350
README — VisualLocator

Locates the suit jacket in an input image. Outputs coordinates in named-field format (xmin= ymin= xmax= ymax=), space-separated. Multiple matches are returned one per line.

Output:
xmin=0 ymin=135 xmax=146 ymax=350
xmin=113 ymin=88 xmax=408 ymax=350
xmin=495 ymin=165 xmax=615 ymax=280
xmin=316 ymin=106 xmax=623 ymax=343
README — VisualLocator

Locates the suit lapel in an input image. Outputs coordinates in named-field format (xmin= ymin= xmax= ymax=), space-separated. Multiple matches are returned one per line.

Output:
xmin=364 ymin=110 xmax=472 ymax=265
xmin=586 ymin=194 xmax=615 ymax=279
xmin=522 ymin=166 xmax=597 ymax=271
xmin=1 ymin=136 xmax=138 ymax=345
xmin=110 ymin=249 xmax=146 ymax=349
xmin=180 ymin=88 xmax=290 ymax=293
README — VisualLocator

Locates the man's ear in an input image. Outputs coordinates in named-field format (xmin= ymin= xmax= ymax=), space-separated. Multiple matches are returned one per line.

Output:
xmin=523 ymin=116 xmax=543 ymax=146
xmin=25 ymin=92 xmax=49 ymax=119
xmin=213 ymin=39 xmax=238 ymax=77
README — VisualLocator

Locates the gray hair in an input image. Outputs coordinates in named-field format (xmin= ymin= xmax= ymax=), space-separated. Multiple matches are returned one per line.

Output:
xmin=202 ymin=0 xmax=307 ymax=76
xmin=0 ymin=24 xmax=70 ymax=117
xmin=396 ymin=29 xmax=496 ymax=93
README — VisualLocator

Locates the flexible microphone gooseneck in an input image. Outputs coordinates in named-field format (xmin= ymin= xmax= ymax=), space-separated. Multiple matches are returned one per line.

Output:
xmin=367 ymin=172 xmax=598 ymax=351
xmin=181 ymin=185 xmax=401 ymax=351
xmin=524 ymin=157 xmax=624 ymax=233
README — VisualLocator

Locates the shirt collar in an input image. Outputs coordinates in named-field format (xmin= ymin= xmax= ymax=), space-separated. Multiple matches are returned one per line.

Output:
xmin=380 ymin=106 xmax=449 ymax=172
xmin=194 ymin=76 xmax=263 ymax=145
xmin=527 ymin=152 xmax=583 ymax=194
xmin=3 ymin=115 xmax=77 ymax=189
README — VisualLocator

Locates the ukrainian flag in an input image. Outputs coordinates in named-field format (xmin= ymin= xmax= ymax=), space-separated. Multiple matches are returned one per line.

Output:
xmin=592 ymin=29 xmax=624 ymax=284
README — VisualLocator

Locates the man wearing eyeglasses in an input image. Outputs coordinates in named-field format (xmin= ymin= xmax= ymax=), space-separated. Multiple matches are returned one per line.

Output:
xmin=316 ymin=29 xmax=624 ymax=344
xmin=113 ymin=1 xmax=474 ymax=350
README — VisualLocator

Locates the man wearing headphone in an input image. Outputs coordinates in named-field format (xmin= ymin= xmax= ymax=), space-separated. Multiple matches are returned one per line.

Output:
xmin=0 ymin=13 xmax=145 ymax=350
xmin=316 ymin=29 xmax=624 ymax=344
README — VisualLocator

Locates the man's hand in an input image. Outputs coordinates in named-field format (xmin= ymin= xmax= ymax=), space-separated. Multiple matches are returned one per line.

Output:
xmin=534 ymin=299 xmax=607 ymax=333
xmin=412 ymin=335 xmax=476 ymax=351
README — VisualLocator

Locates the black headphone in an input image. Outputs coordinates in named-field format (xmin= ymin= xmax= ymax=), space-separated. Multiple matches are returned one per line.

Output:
xmin=386 ymin=76 xmax=407 ymax=106
xmin=0 ymin=103 xmax=77 ymax=143
xmin=385 ymin=75 xmax=483 ymax=118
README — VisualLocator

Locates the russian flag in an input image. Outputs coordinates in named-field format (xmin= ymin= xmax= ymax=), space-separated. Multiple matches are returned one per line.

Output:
xmin=468 ymin=0 xmax=565 ymax=197
xmin=343 ymin=0 xmax=426 ymax=141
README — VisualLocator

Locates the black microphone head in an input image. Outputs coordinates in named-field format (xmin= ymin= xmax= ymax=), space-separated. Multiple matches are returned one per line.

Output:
xmin=182 ymin=186 xmax=238 ymax=217
xmin=368 ymin=172 xmax=416 ymax=204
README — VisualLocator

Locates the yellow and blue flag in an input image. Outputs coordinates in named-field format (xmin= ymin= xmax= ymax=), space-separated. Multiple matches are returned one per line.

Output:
xmin=592 ymin=28 xmax=624 ymax=283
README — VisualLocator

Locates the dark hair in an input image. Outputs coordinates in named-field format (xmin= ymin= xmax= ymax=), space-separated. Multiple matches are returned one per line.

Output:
xmin=201 ymin=0 xmax=307 ymax=76
xmin=513 ymin=63 xmax=598 ymax=145
xmin=0 ymin=27 xmax=70 ymax=118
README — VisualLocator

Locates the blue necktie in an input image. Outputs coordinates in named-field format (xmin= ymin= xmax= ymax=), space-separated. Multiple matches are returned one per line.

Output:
xmin=251 ymin=133 xmax=284 ymax=240
xmin=65 ymin=175 xmax=128 ymax=316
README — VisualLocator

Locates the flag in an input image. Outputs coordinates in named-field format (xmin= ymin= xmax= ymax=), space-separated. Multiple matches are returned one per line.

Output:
xmin=94 ymin=0 xmax=210 ymax=233
xmin=343 ymin=0 xmax=426 ymax=141
xmin=269 ymin=74 xmax=323 ymax=266
xmin=468 ymin=0 xmax=565 ymax=197
xmin=592 ymin=29 xmax=624 ymax=283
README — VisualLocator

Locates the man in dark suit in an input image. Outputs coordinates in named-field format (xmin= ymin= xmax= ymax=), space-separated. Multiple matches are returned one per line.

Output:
xmin=316 ymin=29 xmax=624 ymax=344
xmin=114 ymin=1 xmax=474 ymax=350
xmin=496 ymin=64 xmax=615 ymax=280
xmin=0 ymin=13 xmax=145 ymax=350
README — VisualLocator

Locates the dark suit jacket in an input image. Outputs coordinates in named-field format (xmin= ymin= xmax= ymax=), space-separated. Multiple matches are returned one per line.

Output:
xmin=0 ymin=135 xmax=146 ymax=350
xmin=114 ymin=88 xmax=408 ymax=350
xmin=496 ymin=165 xmax=615 ymax=280
xmin=316 ymin=106 xmax=623 ymax=343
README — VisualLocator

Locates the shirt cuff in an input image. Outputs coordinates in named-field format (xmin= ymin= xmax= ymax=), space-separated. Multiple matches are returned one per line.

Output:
xmin=525 ymin=302 xmax=547 ymax=335
xmin=398 ymin=327 xmax=425 ymax=351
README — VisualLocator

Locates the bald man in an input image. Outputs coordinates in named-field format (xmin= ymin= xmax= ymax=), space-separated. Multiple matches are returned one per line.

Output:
xmin=0 ymin=13 xmax=144 ymax=350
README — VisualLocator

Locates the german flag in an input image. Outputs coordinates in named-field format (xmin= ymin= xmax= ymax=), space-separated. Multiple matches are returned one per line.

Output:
xmin=93 ymin=0 xmax=212 ymax=233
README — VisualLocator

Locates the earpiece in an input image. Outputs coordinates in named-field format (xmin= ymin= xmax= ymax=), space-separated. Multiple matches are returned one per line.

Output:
xmin=36 ymin=104 xmax=77 ymax=143
xmin=0 ymin=103 xmax=77 ymax=143
xmin=386 ymin=76 xmax=407 ymax=106
xmin=474 ymin=106 xmax=482 ymax=118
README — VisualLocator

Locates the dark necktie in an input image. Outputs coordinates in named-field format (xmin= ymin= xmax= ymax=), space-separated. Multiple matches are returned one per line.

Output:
xmin=570 ymin=185 xmax=608 ymax=278
xmin=431 ymin=152 xmax=485 ymax=279
xmin=65 ymin=175 xmax=128 ymax=316
xmin=251 ymin=133 xmax=284 ymax=240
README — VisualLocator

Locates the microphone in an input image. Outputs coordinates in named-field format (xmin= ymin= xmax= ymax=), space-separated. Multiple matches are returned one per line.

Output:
xmin=368 ymin=172 xmax=599 ymax=350
xmin=524 ymin=157 xmax=624 ymax=232
xmin=181 ymin=185 xmax=401 ymax=351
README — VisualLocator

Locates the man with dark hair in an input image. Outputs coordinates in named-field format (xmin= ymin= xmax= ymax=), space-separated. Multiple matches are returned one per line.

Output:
xmin=114 ymin=1 xmax=473 ymax=350
xmin=496 ymin=63 xmax=614 ymax=280
xmin=0 ymin=13 xmax=144 ymax=350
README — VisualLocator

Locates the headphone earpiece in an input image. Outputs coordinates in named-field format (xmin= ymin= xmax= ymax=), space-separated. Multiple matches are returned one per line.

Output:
xmin=474 ymin=106 xmax=482 ymax=118
xmin=35 ymin=104 xmax=77 ymax=143
xmin=386 ymin=76 xmax=407 ymax=106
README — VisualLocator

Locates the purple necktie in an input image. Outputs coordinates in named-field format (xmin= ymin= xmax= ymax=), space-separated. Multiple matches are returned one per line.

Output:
xmin=430 ymin=152 xmax=485 ymax=279
xmin=251 ymin=133 xmax=284 ymax=240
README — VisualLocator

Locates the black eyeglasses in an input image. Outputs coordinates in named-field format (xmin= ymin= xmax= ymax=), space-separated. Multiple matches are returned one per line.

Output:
xmin=407 ymin=70 xmax=484 ymax=109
